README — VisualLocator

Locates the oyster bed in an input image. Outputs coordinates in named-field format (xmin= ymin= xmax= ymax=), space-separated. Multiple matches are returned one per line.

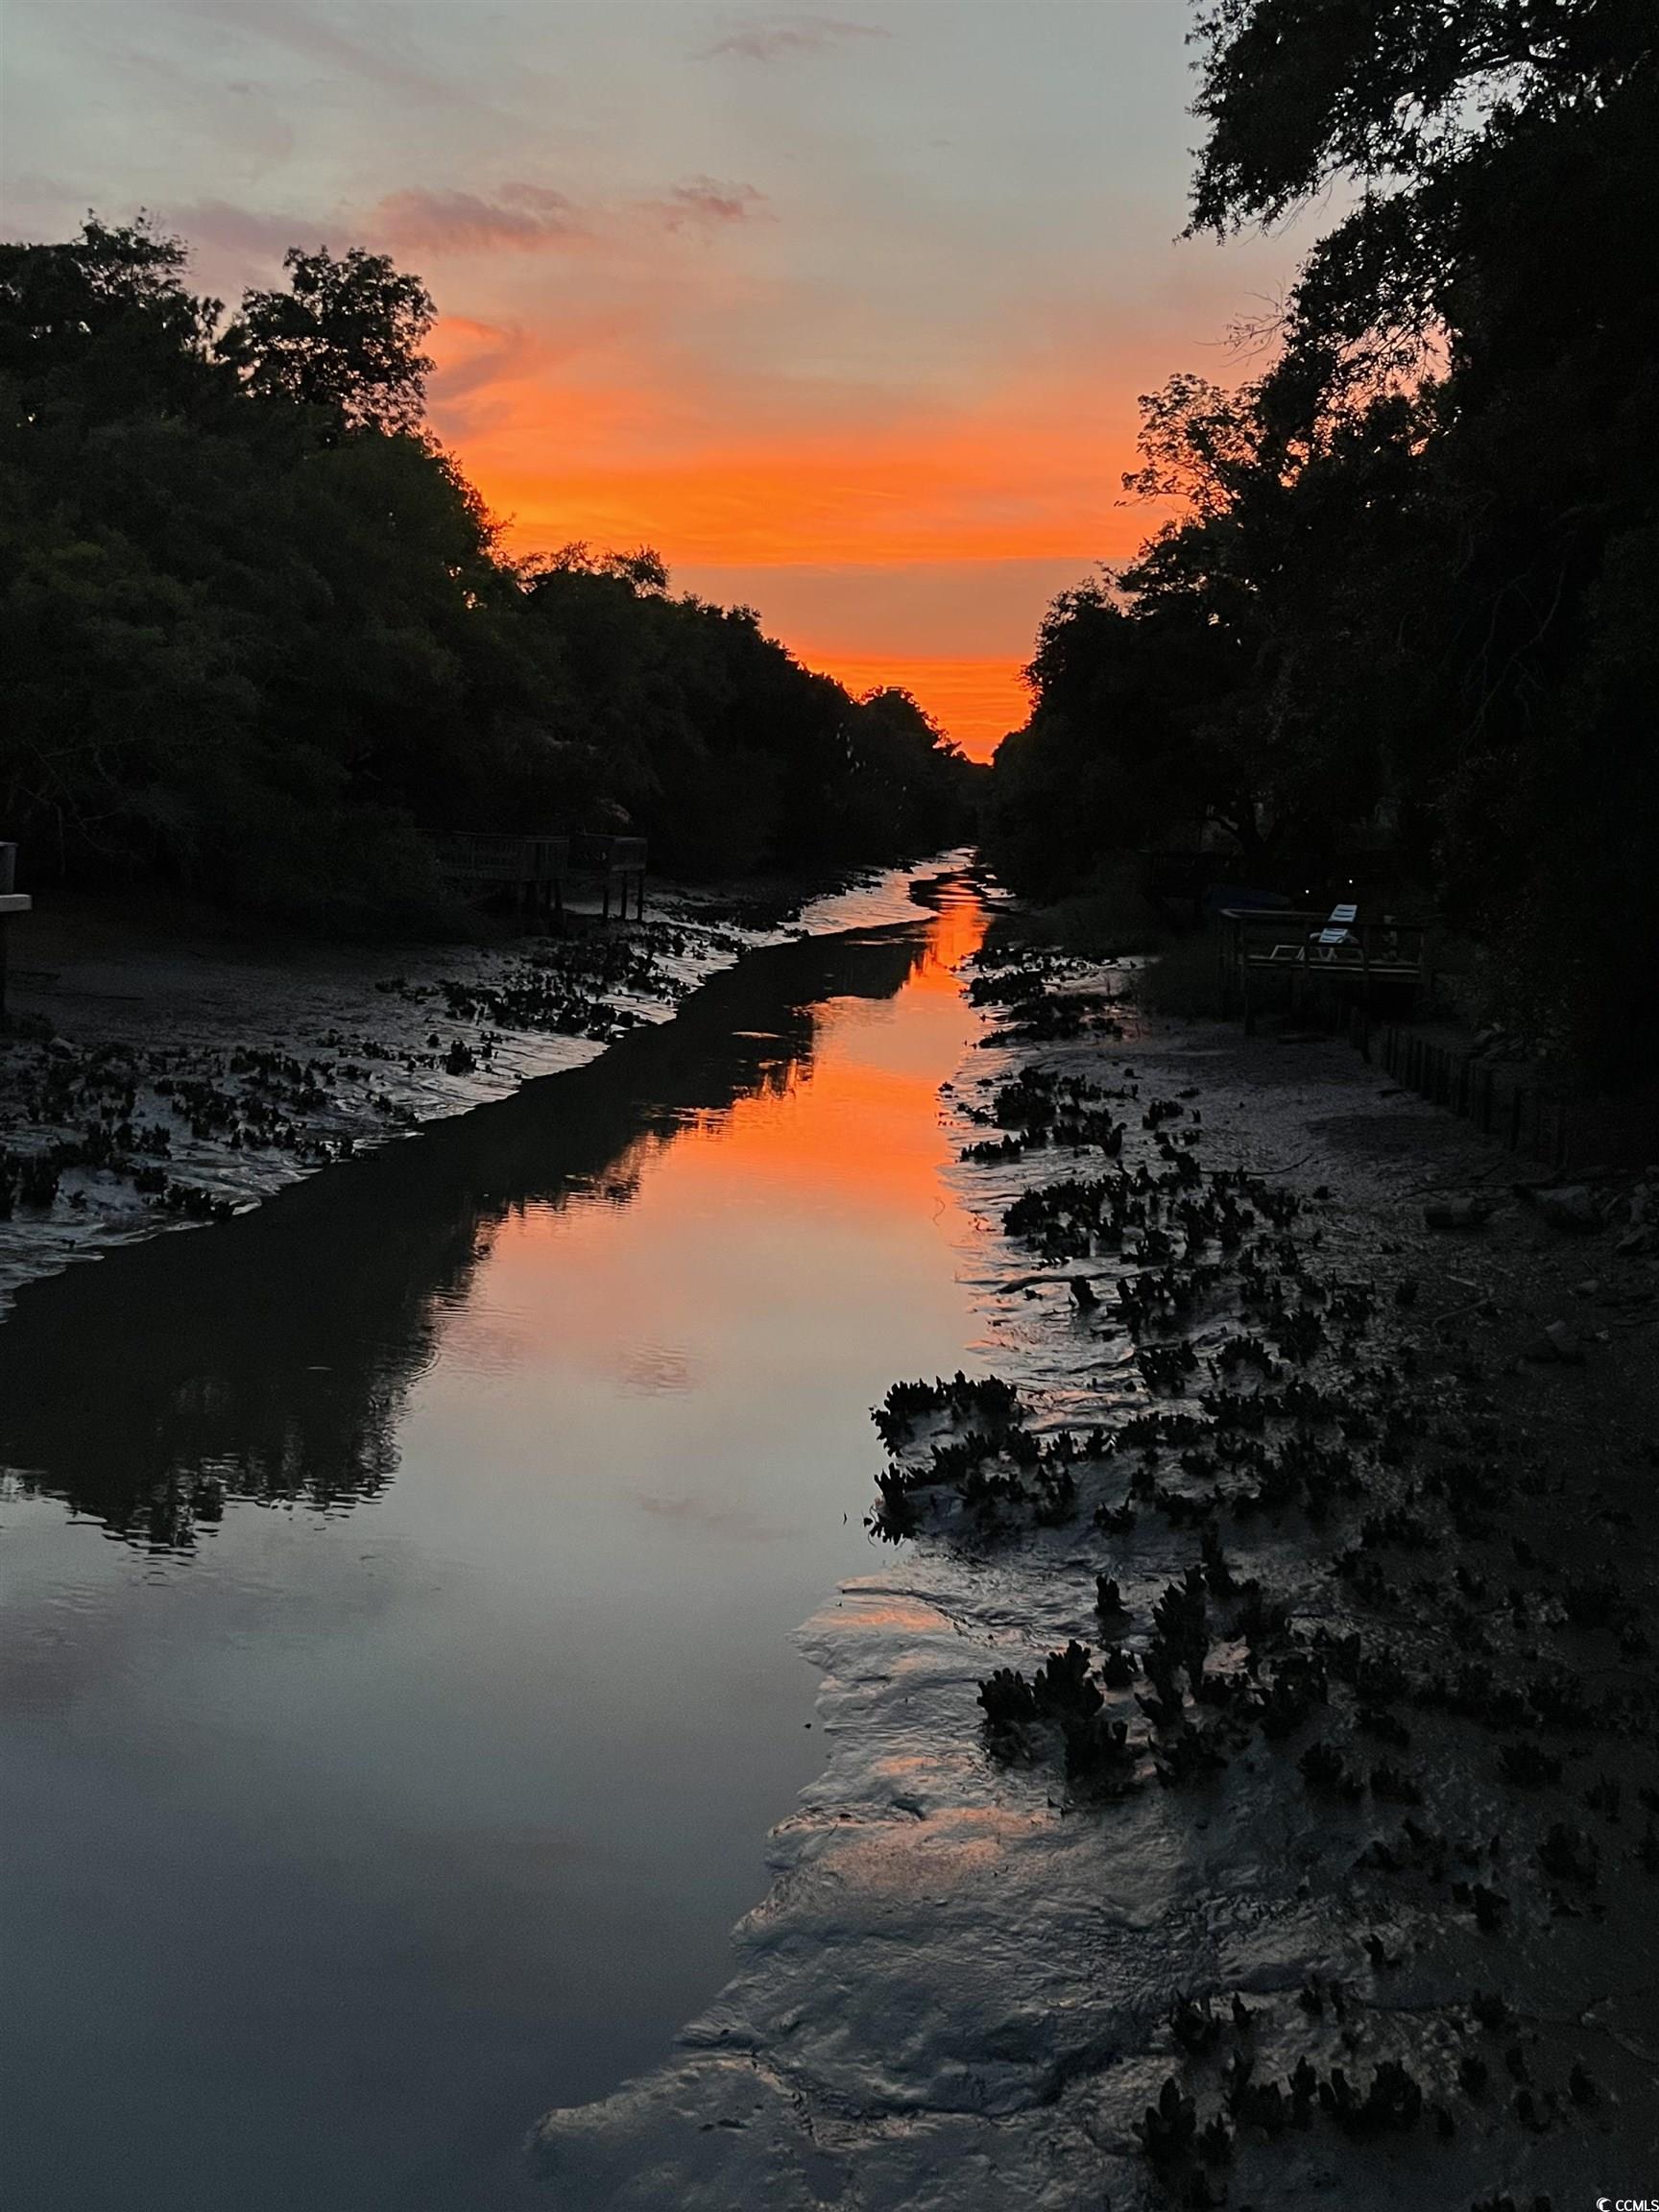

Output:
xmin=531 ymin=942 xmax=1659 ymax=2210
xmin=0 ymin=865 xmax=945 ymax=1314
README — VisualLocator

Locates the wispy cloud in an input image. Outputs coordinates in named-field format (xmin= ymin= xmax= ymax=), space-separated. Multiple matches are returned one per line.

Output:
xmin=696 ymin=13 xmax=887 ymax=64
xmin=173 ymin=0 xmax=456 ymax=104
xmin=162 ymin=197 xmax=324 ymax=261
xmin=643 ymin=178 xmax=769 ymax=233
xmin=367 ymin=177 xmax=765 ymax=256
xmin=371 ymin=184 xmax=586 ymax=256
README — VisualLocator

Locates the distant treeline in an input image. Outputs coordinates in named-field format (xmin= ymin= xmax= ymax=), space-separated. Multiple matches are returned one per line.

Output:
xmin=0 ymin=222 xmax=974 ymax=918
xmin=985 ymin=0 xmax=1657 ymax=1085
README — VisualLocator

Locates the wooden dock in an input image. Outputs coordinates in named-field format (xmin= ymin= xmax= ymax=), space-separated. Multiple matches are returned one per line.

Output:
xmin=426 ymin=831 xmax=647 ymax=922
xmin=0 ymin=842 xmax=31 ymax=1023
xmin=1218 ymin=906 xmax=1429 ymax=1042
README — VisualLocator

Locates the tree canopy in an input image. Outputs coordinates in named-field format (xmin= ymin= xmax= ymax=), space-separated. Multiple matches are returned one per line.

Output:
xmin=218 ymin=246 xmax=436 ymax=434
xmin=0 ymin=218 xmax=973 ymax=917
xmin=985 ymin=0 xmax=1658 ymax=1083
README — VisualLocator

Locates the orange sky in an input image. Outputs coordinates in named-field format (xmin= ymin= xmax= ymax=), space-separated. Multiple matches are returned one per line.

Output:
xmin=429 ymin=308 xmax=1166 ymax=756
xmin=5 ymin=2 xmax=1305 ymax=761
xmin=808 ymin=657 xmax=1032 ymax=756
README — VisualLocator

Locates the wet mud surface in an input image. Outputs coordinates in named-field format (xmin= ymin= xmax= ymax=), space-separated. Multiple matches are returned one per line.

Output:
xmin=532 ymin=948 xmax=1659 ymax=2210
xmin=0 ymin=868 xmax=993 ymax=2212
xmin=0 ymin=868 xmax=940 ymax=1315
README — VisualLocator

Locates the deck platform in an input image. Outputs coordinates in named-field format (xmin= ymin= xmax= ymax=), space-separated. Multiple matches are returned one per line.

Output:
xmin=0 ymin=844 xmax=30 ymax=1022
xmin=1218 ymin=907 xmax=1428 ymax=1043
xmin=426 ymin=832 xmax=647 ymax=922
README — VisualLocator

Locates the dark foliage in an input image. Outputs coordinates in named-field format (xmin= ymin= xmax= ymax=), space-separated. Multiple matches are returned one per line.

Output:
xmin=984 ymin=2 xmax=1659 ymax=1082
xmin=0 ymin=218 xmax=973 ymax=916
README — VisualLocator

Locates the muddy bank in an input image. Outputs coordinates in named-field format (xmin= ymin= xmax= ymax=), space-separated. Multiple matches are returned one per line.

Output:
xmin=530 ymin=950 xmax=1658 ymax=2209
xmin=0 ymin=863 xmax=952 ymax=1314
xmin=0 ymin=880 xmax=995 ymax=2212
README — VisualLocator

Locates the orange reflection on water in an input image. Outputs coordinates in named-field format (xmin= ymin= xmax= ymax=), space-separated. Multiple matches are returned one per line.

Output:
xmin=911 ymin=882 xmax=988 ymax=990
xmin=668 ymin=888 xmax=986 ymax=1209
xmin=451 ymin=888 xmax=987 ymax=1384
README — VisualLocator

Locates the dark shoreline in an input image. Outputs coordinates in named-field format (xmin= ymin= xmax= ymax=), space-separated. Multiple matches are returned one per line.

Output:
xmin=0 ymin=862 xmax=958 ymax=1322
xmin=529 ymin=942 xmax=1659 ymax=2210
xmin=0 ymin=910 xmax=933 ymax=1545
xmin=0 ymin=876 xmax=989 ymax=2212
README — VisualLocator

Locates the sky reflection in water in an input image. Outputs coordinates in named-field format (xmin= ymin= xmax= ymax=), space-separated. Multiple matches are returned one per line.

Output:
xmin=0 ymin=883 xmax=986 ymax=2212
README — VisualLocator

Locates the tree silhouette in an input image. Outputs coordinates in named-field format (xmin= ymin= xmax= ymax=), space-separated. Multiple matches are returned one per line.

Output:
xmin=219 ymin=246 xmax=436 ymax=435
xmin=985 ymin=0 xmax=1659 ymax=1080
xmin=0 ymin=217 xmax=973 ymax=905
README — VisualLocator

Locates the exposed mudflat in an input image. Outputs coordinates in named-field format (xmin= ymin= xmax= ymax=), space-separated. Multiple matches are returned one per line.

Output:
xmin=531 ymin=950 xmax=1659 ymax=2210
xmin=0 ymin=864 xmax=994 ymax=2211
xmin=0 ymin=866 xmax=945 ymax=1313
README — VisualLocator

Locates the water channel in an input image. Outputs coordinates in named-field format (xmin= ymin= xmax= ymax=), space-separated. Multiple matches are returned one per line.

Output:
xmin=0 ymin=876 xmax=987 ymax=2212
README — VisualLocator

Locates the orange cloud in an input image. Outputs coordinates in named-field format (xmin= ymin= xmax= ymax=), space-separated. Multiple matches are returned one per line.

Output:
xmin=427 ymin=308 xmax=1151 ymax=754
xmin=373 ymin=184 xmax=585 ymax=255
xmin=647 ymin=178 xmax=769 ymax=232
xmin=370 ymin=178 xmax=768 ymax=259
xmin=439 ymin=362 xmax=1146 ymax=567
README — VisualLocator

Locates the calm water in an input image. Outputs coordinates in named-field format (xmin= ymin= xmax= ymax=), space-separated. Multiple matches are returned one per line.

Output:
xmin=0 ymin=880 xmax=986 ymax=2212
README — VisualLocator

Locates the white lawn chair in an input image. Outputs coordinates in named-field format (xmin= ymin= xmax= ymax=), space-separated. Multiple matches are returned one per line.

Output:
xmin=1310 ymin=901 xmax=1358 ymax=958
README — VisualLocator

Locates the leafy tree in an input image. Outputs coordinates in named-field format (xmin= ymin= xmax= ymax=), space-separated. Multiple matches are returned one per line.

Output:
xmin=988 ymin=0 xmax=1659 ymax=1082
xmin=0 ymin=216 xmax=227 ymax=425
xmin=219 ymin=247 xmax=436 ymax=435
xmin=0 ymin=216 xmax=972 ymax=916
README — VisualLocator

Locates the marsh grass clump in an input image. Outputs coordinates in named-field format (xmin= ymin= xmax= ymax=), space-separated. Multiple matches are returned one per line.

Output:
xmin=1094 ymin=1574 xmax=1127 ymax=1619
xmin=0 ymin=1145 xmax=65 ymax=1213
xmin=1498 ymin=1743 xmax=1561 ymax=1788
xmin=1135 ymin=2076 xmax=1197 ymax=2169
xmin=1030 ymin=1463 xmax=1078 ymax=1525
xmin=869 ymin=1381 xmax=1104 ymax=1541
xmin=871 ymin=1372 xmax=1022 ymax=1451
xmin=1320 ymin=2058 xmax=1424 ymax=2136
xmin=981 ymin=989 xmax=1125 ymax=1047
xmin=1198 ymin=1527 xmax=1237 ymax=1597
xmin=1168 ymin=1990 xmax=1222 ymax=2054
xmin=1300 ymin=1741 xmax=1364 ymax=1801
xmin=977 ymin=1639 xmax=1148 ymax=1788
xmin=1153 ymin=1721 xmax=1230 ymax=1787
xmin=959 ymin=1132 xmax=1027 ymax=1165
xmin=0 ymin=1025 xmax=453 ymax=1246
xmin=1537 ymin=1823 xmax=1599 ymax=1887
xmin=1138 ymin=1340 xmax=1199 ymax=1393
xmin=981 ymin=1645 xmax=1085 ymax=1733
xmin=1030 ymin=1640 xmax=1101 ymax=1719
xmin=1063 ymin=1712 xmax=1142 ymax=1784
xmin=1150 ymin=1570 xmax=1211 ymax=1694
xmin=976 ymin=1668 xmax=1040 ymax=1730
xmin=959 ymin=1064 xmax=1131 ymax=1155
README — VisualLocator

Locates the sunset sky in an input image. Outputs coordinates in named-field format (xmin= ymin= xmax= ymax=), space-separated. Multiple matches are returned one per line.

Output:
xmin=2 ymin=2 xmax=1304 ymax=757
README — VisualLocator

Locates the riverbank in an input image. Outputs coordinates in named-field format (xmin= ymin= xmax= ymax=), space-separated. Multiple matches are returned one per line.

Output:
xmin=0 ymin=877 xmax=995 ymax=2210
xmin=531 ymin=947 xmax=1658 ymax=2209
xmin=0 ymin=863 xmax=956 ymax=1315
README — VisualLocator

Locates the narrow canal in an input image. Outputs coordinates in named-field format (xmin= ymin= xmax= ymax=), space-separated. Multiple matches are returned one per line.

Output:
xmin=0 ymin=876 xmax=988 ymax=2212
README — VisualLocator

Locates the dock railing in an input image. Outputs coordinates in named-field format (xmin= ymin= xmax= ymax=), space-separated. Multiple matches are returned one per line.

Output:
xmin=1218 ymin=907 xmax=1430 ymax=1042
xmin=571 ymin=833 xmax=647 ymax=922
xmin=426 ymin=831 xmax=644 ymax=922
xmin=0 ymin=842 xmax=33 ymax=1023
